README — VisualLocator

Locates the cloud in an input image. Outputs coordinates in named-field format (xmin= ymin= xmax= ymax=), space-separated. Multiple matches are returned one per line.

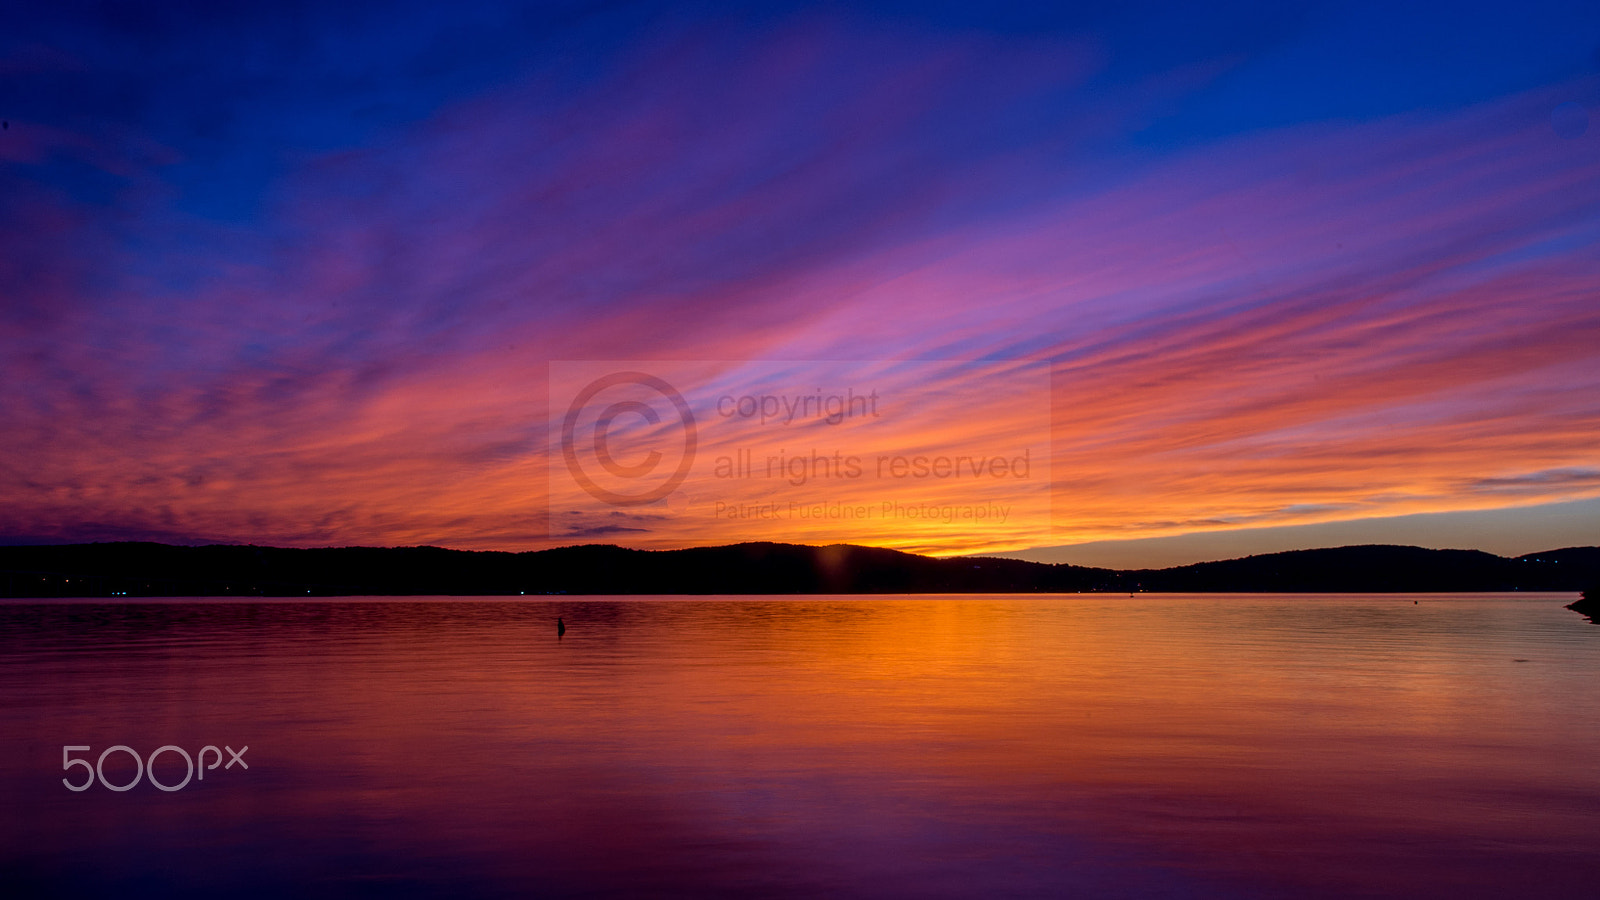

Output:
xmin=560 ymin=524 xmax=653 ymax=538
xmin=1464 ymin=468 xmax=1600 ymax=493
xmin=0 ymin=10 xmax=1595 ymax=554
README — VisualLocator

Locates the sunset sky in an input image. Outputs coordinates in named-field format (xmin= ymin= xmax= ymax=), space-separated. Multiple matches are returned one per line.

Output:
xmin=2 ymin=1 xmax=1597 ymax=565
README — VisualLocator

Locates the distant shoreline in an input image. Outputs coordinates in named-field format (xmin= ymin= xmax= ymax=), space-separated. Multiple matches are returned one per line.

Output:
xmin=1567 ymin=588 xmax=1600 ymax=622
xmin=3 ymin=541 xmax=1598 ymax=599
xmin=2 ymin=591 xmax=1583 ymax=604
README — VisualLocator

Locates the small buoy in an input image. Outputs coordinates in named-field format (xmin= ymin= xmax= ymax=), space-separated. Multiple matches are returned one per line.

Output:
xmin=557 ymin=616 xmax=566 ymax=637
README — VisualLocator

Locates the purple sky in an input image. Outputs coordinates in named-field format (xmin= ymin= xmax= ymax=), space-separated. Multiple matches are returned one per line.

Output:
xmin=2 ymin=1 xmax=1597 ymax=562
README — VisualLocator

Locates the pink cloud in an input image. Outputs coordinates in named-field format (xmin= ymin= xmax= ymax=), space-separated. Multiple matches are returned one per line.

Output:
xmin=1 ymin=16 xmax=1595 ymax=553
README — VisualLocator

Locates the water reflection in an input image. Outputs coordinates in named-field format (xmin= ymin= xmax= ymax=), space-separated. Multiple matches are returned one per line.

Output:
xmin=1 ymin=595 xmax=1596 ymax=897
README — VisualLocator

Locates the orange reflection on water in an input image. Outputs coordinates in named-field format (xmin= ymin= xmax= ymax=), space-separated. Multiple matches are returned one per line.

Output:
xmin=3 ymin=594 xmax=1597 ymax=897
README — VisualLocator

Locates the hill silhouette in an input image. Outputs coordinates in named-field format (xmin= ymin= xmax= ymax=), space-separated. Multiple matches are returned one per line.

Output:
xmin=1 ymin=541 xmax=1597 ymax=597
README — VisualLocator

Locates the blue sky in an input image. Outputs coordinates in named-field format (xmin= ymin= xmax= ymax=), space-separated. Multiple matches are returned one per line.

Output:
xmin=2 ymin=1 xmax=1597 ymax=559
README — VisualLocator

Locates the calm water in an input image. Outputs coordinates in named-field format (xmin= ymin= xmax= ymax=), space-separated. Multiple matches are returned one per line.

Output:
xmin=1 ymin=594 xmax=1596 ymax=898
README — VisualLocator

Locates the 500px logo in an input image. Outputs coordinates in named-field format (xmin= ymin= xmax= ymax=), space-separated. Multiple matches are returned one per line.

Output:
xmin=62 ymin=744 xmax=248 ymax=792
xmin=560 ymin=371 xmax=696 ymax=506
